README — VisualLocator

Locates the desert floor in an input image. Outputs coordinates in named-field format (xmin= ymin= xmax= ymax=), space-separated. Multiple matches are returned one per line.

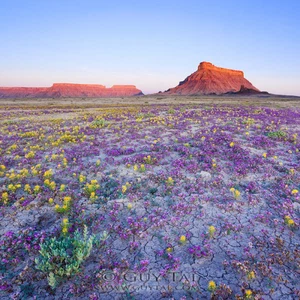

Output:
xmin=0 ymin=96 xmax=299 ymax=299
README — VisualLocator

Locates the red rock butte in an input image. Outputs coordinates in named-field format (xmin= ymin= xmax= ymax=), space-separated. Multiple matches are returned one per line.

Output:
xmin=164 ymin=61 xmax=259 ymax=95
xmin=0 ymin=83 xmax=143 ymax=98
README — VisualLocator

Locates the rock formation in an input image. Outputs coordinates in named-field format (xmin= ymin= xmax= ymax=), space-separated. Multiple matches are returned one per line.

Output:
xmin=0 ymin=83 xmax=143 ymax=98
xmin=164 ymin=62 xmax=260 ymax=95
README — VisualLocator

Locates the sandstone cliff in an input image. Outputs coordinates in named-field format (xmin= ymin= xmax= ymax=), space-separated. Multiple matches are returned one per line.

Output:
xmin=164 ymin=62 xmax=259 ymax=95
xmin=0 ymin=83 xmax=143 ymax=98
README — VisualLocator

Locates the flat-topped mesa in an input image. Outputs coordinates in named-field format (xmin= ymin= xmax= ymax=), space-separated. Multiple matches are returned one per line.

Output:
xmin=52 ymin=83 xmax=106 ymax=88
xmin=198 ymin=62 xmax=244 ymax=77
xmin=107 ymin=85 xmax=144 ymax=96
xmin=163 ymin=61 xmax=259 ymax=95
xmin=0 ymin=83 xmax=144 ymax=98
xmin=111 ymin=85 xmax=137 ymax=89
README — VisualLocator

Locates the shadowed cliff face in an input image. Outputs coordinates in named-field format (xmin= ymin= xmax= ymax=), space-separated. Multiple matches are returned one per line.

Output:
xmin=0 ymin=83 xmax=143 ymax=98
xmin=164 ymin=62 xmax=259 ymax=95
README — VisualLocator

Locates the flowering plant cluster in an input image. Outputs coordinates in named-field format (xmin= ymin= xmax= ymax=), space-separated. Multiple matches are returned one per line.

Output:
xmin=0 ymin=100 xmax=299 ymax=298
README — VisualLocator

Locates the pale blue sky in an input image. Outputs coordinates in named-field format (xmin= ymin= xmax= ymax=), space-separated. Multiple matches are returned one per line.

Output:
xmin=0 ymin=0 xmax=299 ymax=95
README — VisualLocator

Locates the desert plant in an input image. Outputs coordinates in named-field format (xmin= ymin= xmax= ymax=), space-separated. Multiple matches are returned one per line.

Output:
xmin=35 ymin=225 xmax=95 ymax=289
xmin=267 ymin=130 xmax=287 ymax=139
xmin=91 ymin=118 xmax=106 ymax=128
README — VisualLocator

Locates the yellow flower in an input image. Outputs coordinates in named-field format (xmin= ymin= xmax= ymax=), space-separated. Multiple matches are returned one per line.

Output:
xmin=32 ymin=169 xmax=38 ymax=176
xmin=96 ymin=159 xmax=101 ymax=166
xmin=179 ymin=235 xmax=186 ymax=243
xmin=133 ymin=165 xmax=138 ymax=171
xmin=25 ymin=151 xmax=35 ymax=159
xmin=230 ymin=188 xmax=241 ymax=199
xmin=60 ymin=184 xmax=66 ymax=192
xmin=291 ymin=189 xmax=298 ymax=195
xmin=166 ymin=247 xmax=173 ymax=253
xmin=62 ymin=227 xmax=68 ymax=235
xmin=262 ymin=152 xmax=267 ymax=158
xmin=284 ymin=215 xmax=295 ymax=227
xmin=62 ymin=218 xmax=69 ymax=225
xmin=208 ymin=225 xmax=216 ymax=238
xmin=166 ymin=177 xmax=174 ymax=185
xmin=140 ymin=164 xmax=146 ymax=172
xmin=49 ymin=198 xmax=54 ymax=204
xmin=208 ymin=280 xmax=216 ymax=292
xmin=43 ymin=169 xmax=53 ymax=179
xmin=24 ymin=184 xmax=31 ymax=193
xmin=63 ymin=196 xmax=71 ymax=202
xmin=90 ymin=192 xmax=98 ymax=201
xmin=245 ymin=289 xmax=252 ymax=298
xmin=50 ymin=182 xmax=56 ymax=190
xmin=1 ymin=192 xmax=9 ymax=205
xmin=79 ymin=174 xmax=86 ymax=183
xmin=247 ymin=271 xmax=255 ymax=280
xmin=229 ymin=142 xmax=235 ymax=147
xmin=33 ymin=185 xmax=41 ymax=194
xmin=234 ymin=189 xmax=240 ymax=199
xmin=122 ymin=185 xmax=127 ymax=194
xmin=127 ymin=203 xmax=133 ymax=209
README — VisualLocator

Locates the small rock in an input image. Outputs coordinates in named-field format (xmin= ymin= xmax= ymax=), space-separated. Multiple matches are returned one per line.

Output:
xmin=293 ymin=202 xmax=300 ymax=211
xmin=199 ymin=171 xmax=212 ymax=181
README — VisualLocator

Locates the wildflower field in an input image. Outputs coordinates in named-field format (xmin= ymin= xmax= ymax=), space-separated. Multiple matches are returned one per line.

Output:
xmin=0 ymin=97 xmax=299 ymax=299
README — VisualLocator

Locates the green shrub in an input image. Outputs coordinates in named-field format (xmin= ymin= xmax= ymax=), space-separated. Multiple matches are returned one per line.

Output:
xmin=35 ymin=226 xmax=95 ymax=289
xmin=91 ymin=118 xmax=106 ymax=128
xmin=267 ymin=130 xmax=287 ymax=139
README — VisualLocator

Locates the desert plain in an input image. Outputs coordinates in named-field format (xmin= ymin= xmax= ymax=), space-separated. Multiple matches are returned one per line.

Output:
xmin=0 ymin=95 xmax=299 ymax=299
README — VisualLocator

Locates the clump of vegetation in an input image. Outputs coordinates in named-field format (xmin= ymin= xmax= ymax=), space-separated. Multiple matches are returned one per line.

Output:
xmin=35 ymin=226 xmax=95 ymax=289
xmin=54 ymin=196 xmax=72 ymax=213
xmin=90 ymin=118 xmax=106 ymax=128
xmin=267 ymin=130 xmax=287 ymax=139
xmin=138 ymin=112 xmax=155 ymax=118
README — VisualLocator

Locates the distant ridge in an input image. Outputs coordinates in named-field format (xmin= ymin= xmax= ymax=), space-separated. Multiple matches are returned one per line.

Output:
xmin=0 ymin=83 xmax=143 ymax=98
xmin=163 ymin=62 xmax=261 ymax=95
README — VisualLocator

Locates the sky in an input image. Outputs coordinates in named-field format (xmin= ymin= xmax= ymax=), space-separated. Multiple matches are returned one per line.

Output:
xmin=0 ymin=0 xmax=299 ymax=95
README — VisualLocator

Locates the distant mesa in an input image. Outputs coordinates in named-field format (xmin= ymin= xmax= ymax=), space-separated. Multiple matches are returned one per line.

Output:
xmin=0 ymin=83 xmax=143 ymax=98
xmin=163 ymin=62 xmax=261 ymax=95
